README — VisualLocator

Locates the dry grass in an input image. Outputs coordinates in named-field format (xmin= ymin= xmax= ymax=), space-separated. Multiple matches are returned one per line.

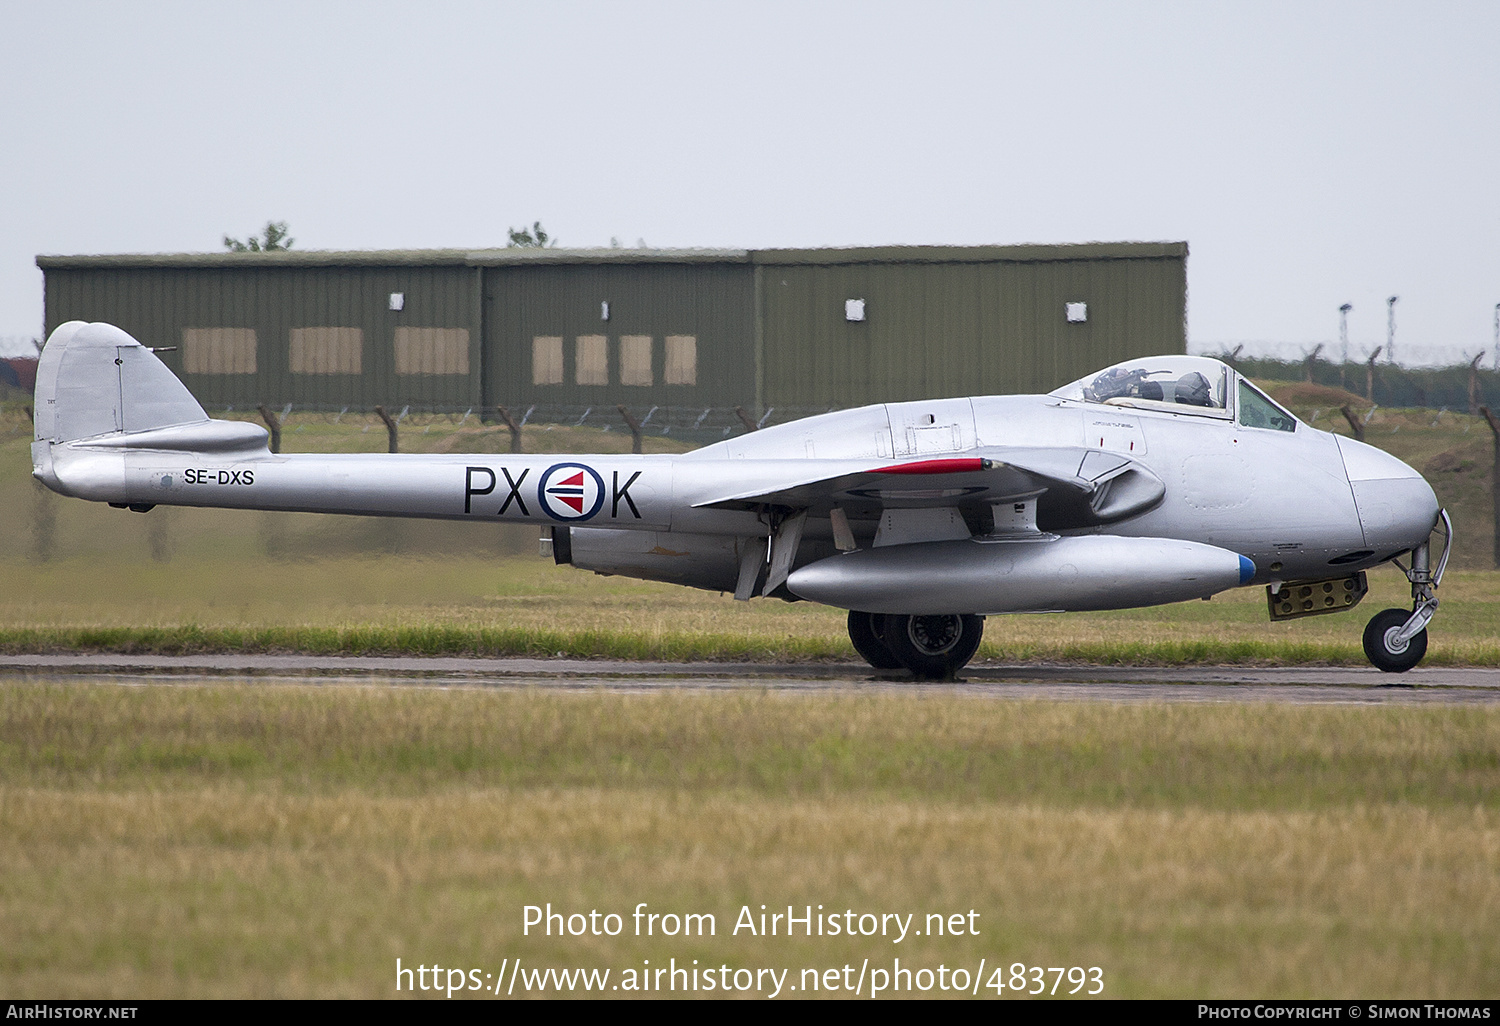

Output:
xmin=1 ymin=683 xmax=1498 ymax=998
xmin=4 ymin=788 xmax=1496 ymax=999
xmin=6 ymin=685 xmax=1498 ymax=807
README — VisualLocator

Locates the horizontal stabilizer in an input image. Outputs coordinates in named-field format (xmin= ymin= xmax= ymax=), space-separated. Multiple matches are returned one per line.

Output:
xmin=79 ymin=419 xmax=269 ymax=454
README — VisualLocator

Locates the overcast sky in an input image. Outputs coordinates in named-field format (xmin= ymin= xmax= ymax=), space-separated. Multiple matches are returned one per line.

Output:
xmin=2 ymin=1 xmax=1497 ymax=365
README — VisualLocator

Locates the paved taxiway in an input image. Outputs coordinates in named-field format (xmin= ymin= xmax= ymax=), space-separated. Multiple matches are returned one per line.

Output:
xmin=3 ymin=654 xmax=1499 ymax=704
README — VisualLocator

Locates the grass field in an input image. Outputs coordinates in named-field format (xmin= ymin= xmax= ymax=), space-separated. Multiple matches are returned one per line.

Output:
xmin=1 ymin=683 xmax=1497 ymax=999
xmin=4 ymin=394 xmax=1499 ymax=1000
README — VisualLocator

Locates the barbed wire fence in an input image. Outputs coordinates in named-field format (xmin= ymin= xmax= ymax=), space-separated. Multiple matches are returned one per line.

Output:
xmin=1190 ymin=339 xmax=1487 ymax=369
xmin=3 ymin=345 xmax=1499 ymax=445
xmin=204 ymin=401 xmax=843 ymax=452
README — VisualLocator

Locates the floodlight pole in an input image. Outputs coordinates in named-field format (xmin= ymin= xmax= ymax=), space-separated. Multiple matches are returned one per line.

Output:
xmin=1339 ymin=303 xmax=1352 ymax=365
xmin=1386 ymin=296 xmax=1399 ymax=365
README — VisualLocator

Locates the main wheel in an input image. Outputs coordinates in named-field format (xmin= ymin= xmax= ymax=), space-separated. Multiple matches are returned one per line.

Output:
xmin=1362 ymin=607 xmax=1428 ymax=673
xmin=847 ymin=610 xmax=903 ymax=669
xmin=880 ymin=613 xmax=984 ymax=680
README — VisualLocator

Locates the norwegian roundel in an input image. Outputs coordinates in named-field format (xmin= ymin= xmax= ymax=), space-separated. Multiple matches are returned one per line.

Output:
xmin=537 ymin=462 xmax=605 ymax=521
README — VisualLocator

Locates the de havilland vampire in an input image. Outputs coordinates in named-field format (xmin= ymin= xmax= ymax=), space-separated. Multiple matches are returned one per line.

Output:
xmin=31 ymin=321 xmax=1450 ymax=678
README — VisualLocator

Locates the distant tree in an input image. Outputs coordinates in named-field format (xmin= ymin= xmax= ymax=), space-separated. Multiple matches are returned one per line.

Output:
xmin=507 ymin=222 xmax=554 ymax=248
xmin=224 ymin=221 xmax=295 ymax=252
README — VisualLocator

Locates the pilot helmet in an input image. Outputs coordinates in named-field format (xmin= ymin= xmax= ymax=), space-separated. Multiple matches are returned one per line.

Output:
xmin=1174 ymin=371 xmax=1212 ymax=407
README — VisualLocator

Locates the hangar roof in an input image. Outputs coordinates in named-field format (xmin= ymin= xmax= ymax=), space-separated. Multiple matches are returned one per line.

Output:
xmin=37 ymin=241 xmax=1186 ymax=270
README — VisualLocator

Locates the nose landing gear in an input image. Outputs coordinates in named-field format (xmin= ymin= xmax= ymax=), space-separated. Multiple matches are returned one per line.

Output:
xmin=1363 ymin=509 xmax=1450 ymax=673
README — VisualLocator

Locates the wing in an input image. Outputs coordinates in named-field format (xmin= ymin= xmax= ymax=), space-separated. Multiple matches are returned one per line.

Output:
xmin=691 ymin=449 xmax=1164 ymax=531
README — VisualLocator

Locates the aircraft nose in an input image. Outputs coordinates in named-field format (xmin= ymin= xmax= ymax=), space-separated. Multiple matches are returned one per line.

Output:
xmin=1334 ymin=435 xmax=1440 ymax=554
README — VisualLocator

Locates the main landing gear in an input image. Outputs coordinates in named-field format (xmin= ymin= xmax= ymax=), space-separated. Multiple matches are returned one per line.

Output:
xmin=847 ymin=610 xmax=984 ymax=680
xmin=1362 ymin=510 xmax=1451 ymax=674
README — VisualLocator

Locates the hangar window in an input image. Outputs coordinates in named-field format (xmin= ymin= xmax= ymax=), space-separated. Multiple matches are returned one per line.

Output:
xmin=181 ymin=328 xmax=257 ymax=374
xmin=532 ymin=336 xmax=563 ymax=385
xmin=289 ymin=327 xmax=362 ymax=375
xmin=620 ymin=335 xmax=653 ymax=386
xmin=665 ymin=335 xmax=697 ymax=385
xmin=1052 ymin=355 xmax=1230 ymax=418
xmin=576 ymin=335 xmax=609 ymax=385
xmin=395 ymin=327 xmax=469 ymax=375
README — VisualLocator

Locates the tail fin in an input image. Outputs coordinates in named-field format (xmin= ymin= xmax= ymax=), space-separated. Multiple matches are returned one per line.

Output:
xmin=34 ymin=321 xmax=209 ymax=442
xmin=32 ymin=322 xmax=268 ymax=491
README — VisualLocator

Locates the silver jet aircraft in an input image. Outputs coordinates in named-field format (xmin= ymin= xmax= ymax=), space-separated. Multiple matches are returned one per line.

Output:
xmin=31 ymin=321 xmax=1450 ymax=678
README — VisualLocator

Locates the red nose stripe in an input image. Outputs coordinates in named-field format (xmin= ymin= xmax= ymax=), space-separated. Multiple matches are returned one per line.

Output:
xmin=874 ymin=458 xmax=990 ymax=475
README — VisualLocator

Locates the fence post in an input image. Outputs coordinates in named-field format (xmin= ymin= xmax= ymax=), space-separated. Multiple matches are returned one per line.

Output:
xmin=256 ymin=404 xmax=282 ymax=453
xmin=1482 ymin=407 xmax=1500 ymax=569
xmin=1365 ymin=347 xmax=1383 ymax=400
xmin=496 ymin=406 xmax=524 ymax=453
xmin=617 ymin=405 xmax=643 ymax=454
xmin=1302 ymin=343 xmax=1324 ymax=383
xmin=1339 ymin=405 xmax=1365 ymax=443
xmin=1468 ymin=352 xmax=1487 ymax=416
xmin=734 ymin=406 xmax=759 ymax=432
xmin=375 ymin=405 xmax=399 ymax=453
xmin=29 ymin=478 xmax=55 ymax=563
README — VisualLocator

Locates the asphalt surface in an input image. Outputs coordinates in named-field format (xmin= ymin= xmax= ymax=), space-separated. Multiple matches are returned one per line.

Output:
xmin=3 ymin=653 xmax=1499 ymax=703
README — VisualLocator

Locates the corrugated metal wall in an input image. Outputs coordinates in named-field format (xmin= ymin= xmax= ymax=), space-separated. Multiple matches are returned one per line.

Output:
xmin=43 ymin=262 xmax=480 ymax=410
xmin=756 ymin=247 xmax=1187 ymax=408
xmin=483 ymin=261 xmax=755 ymax=411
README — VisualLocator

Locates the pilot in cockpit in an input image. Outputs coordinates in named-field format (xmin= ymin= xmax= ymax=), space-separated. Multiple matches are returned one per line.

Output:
xmin=1086 ymin=366 xmax=1215 ymax=407
xmin=1173 ymin=371 xmax=1212 ymax=407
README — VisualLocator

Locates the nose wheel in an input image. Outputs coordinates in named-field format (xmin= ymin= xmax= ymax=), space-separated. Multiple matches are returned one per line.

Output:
xmin=1363 ymin=510 xmax=1450 ymax=674
xmin=1362 ymin=607 xmax=1429 ymax=673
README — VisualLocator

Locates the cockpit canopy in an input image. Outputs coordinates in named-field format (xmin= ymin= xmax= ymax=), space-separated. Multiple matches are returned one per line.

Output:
xmin=1050 ymin=355 xmax=1298 ymax=431
xmin=1051 ymin=355 xmax=1229 ymax=411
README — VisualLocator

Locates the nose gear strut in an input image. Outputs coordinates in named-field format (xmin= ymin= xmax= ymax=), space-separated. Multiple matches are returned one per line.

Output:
xmin=1363 ymin=509 xmax=1450 ymax=673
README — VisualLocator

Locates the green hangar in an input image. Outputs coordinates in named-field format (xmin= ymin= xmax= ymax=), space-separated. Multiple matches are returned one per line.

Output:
xmin=37 ymin=242 xmax=1187 ymax=424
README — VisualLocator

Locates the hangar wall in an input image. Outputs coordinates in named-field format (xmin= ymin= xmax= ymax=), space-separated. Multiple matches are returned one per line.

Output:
xmin=40 ymin=253 xmax=482 ymax=411
xmin=38 ymin=242 xmax=1186 ymax=422
xmin=478 ymin=254 xmax=755 ymax=411
xmin=754 ymin=243 xmax=1187 ymax=406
